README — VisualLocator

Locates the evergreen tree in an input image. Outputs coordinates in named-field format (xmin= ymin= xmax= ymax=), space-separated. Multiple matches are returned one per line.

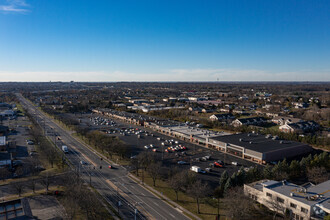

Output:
xmin=263 ymin=164 xmax=273 ymax=179
xmin=224 ymin=176 xmax=233 ymax=194
xmin=236 ymin=167 xmax=246 ymax=186
xmin=306 ymin=154 xmax=313 ymax=167
xmin=230 ymin=172 xmax=237 ymax=187
xmin=278 ymin=158 xmax=289 ymax=173
xmin=219 ymin=170 xmax=229 ymax=187
xmin=289 ymin=160 xmax=301 ymax=180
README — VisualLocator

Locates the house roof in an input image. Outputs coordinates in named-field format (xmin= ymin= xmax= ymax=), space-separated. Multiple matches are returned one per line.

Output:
xmin=272 ymin=116 xmax=302 ymax=123
xmin=236 ymin=117 xmax=266 ymax=124
xmin=285 ymin=121 xmax=319 ymax=130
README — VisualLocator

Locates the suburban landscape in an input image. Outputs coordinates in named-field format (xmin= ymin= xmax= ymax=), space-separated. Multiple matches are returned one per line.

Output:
xmin=1 ymin=1 xmax=329 ymax=220
xmin=0 ymin=82 xmax=329 ymax=219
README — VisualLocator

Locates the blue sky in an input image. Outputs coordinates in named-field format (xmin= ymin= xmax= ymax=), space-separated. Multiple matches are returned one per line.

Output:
xmin=0 ymin=0 xmax=329 ymax=81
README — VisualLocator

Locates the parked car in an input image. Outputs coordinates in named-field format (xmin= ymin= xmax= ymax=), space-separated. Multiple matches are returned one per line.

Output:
xmin=214 ymin=160 xmax=224 ymax=167
xmin=177 ymin=161 xmax=188 ymax=165
xmin=205 ymin=167 xmax=212 ymax=172
xmin=80 ymin=160 xmax=88 ymax=165
xmin=26 ymin=140 xmax=34 ymax=145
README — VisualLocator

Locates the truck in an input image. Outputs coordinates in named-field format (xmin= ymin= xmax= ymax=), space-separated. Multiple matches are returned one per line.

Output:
xmin=62 ymin=145 xmax=69 ymax=153
xmin=190 ymin=166 xmax=201 ymax=173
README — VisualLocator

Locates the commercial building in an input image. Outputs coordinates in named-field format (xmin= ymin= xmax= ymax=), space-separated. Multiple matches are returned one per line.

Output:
xmin=145 ymin=123 xmax=230 ymax=145
xmin=93 ymin=108 xmax=312 ymax=164
xmin=244 ymin=179 xmax=330 ymax=220
xmin=207 ymin=133 xmax=312 ymax=164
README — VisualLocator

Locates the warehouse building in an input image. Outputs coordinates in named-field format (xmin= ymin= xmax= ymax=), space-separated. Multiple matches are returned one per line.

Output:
xmin=207 ymin=133 xmax=312 ymax=164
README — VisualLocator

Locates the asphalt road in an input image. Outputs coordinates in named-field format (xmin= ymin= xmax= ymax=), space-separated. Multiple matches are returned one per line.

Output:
xmin=16 ymin=94 xmax=190 ymax=220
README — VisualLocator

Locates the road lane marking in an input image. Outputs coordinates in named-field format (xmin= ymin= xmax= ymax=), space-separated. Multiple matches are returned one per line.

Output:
xmin=106 ymin=179 xmax=155 ymax=220
xmin=20 ymin=96 xmax=182 ymax=220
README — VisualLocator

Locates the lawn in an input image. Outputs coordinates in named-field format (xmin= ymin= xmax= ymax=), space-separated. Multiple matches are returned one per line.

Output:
xmin=134 ymin=170 xmax=227 ymax=220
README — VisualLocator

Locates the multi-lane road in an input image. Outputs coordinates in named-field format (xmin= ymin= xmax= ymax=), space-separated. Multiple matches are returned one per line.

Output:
xmin=17 ymin=93 xmax=191 ymax=220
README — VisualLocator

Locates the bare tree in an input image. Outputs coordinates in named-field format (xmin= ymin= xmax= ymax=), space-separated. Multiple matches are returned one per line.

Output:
xmin=15 ymin=166 xmax=24 ymax=177
xmin=0 ymin=168 xmax=10 ymax=181
xmin=41 ymin=172 xmax=51 ymax=194
xmin=147 ymin=161 xmax=162 ymax=186
xmin=307 ymin=167 xmax=329 ymax=184
xmin=12 ymin=182 xmax=24 ymax=197
xmin=225 ymin=187 xmax=254 ymax=220
xmin=213 ymin=187 xmax=222 ymax=220
xmin=187 ymin=179 xmax=210 ymax=214
xmin=168 ymin=173 xmax=182 ymax=201
xmin=46 ymin=148 xmax=58 ymax=168
xmin=29 ymin=177 xmax=37 ymax=193
xmin=130 ymin=158 xmax=139 ymax=176
xmin=138 ymin=152 xmax=156 ymax=171
xmin=63 ymin=197 xmax=79 ymax=220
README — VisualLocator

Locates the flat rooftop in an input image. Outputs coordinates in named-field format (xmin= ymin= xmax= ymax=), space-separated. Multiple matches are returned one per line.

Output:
xmin=209 ymin=133 xmax=310 ymax=153
xmin=168 ymin=125 xmax=230 ymax=139
xmin=259 ymin=180 xmax=330 ymax=212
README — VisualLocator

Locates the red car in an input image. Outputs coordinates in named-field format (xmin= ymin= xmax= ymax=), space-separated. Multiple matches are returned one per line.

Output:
xmin=214 ymin=161 xmax=224 ymax=167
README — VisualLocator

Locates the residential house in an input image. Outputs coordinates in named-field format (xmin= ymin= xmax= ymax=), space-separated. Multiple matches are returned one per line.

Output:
xmin=293 ymin=102 xmax=309 ymax=109
xmin=272 ymin=116 xmax=303 ymax=125
xmin=231 ymin=117 xmax=267 ymax=127
xmin=202 ymin=108 xmax=215 ymax=113
xmin=232 ymin=109 xmax=246 ymax=114
xmin=188 ymin=107 xmax=202 ymax=113
xmin=209 ymin=113 xmax=235 ymax=122
xmin=279 ymin=121 xmax=319 ymax=133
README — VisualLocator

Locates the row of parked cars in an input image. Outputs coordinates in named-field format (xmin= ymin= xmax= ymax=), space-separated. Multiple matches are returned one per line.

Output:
xmin=91 ymin=116 xmax=116 ymax=126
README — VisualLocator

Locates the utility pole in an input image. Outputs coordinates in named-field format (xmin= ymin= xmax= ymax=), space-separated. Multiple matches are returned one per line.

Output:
xmin=162 ymin=144 xmax=164 ymax=161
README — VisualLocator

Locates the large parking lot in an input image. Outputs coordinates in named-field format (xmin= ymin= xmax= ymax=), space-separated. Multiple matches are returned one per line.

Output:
xmin=75 ymin=113 xmax=261 ymax=187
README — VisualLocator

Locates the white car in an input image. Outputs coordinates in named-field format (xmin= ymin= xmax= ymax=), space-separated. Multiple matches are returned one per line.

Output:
xmin=144 ymin=145 xmax=149 ymax=149
xmin=149 ymin=144 xmax=154 ymax=148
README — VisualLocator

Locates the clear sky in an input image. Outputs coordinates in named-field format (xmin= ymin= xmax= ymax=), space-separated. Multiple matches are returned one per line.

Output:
xmin=0 ymin=0 xmax=329 ymax=82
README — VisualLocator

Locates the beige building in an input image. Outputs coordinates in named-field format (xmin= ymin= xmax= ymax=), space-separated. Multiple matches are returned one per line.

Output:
xmin=244 ymin=180 xmax=330 ymax=220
